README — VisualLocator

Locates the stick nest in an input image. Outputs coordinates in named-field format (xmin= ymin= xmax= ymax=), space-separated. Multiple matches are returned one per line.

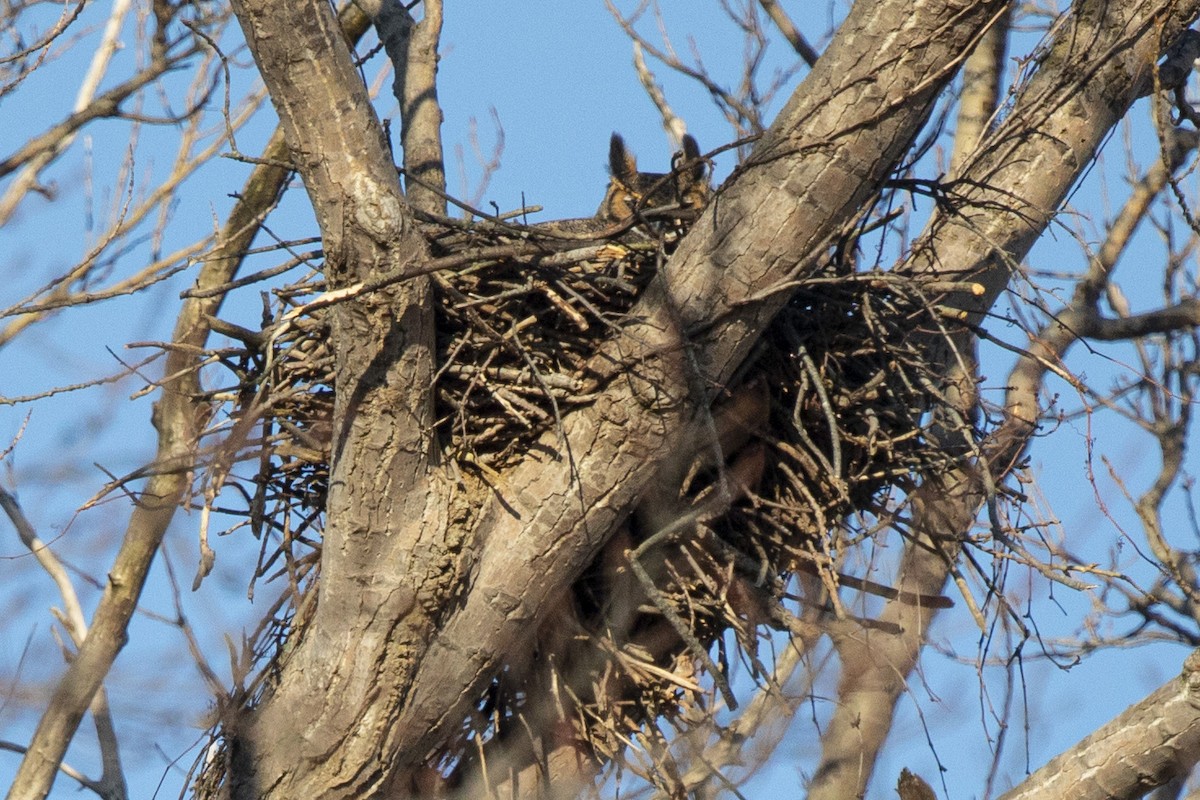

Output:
xmin=193 ymin=207 xmax=967 ymax=794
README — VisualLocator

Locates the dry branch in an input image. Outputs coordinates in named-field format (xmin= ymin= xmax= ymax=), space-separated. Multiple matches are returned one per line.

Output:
xmin=5 ymin=8 xmax=377 ymax=798
xmin=998 ymin=649 xmax=1200 ymax=800
xmin=374 ymin=0 xmax=1010 ymax=781
xmin=808 ymin=1 xmax=1200 ymax=796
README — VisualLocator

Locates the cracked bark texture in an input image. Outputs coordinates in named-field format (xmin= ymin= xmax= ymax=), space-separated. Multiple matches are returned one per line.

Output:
xmin=997 ymin=650 xmax=1200 ymax=800
xmin=810 ymin=2 xmax=1200 ymax=797
xmin=213 ymin=0 xmax=1200 ymax=798
xmin=220 ymin=0 xmax=1008 ymax=797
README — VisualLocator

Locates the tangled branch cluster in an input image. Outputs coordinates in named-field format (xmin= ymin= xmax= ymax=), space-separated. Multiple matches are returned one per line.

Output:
xmin=192 ymin=208 xmax=971 ymax=791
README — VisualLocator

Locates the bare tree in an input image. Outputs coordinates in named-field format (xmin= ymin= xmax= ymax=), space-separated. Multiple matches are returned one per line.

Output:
xmin=8 ymin=1 xmax=1200 ymax=799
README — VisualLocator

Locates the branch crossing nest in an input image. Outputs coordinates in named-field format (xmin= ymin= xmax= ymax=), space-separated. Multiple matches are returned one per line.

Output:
xmin=194 ymin=204 xmax=967 ymax=792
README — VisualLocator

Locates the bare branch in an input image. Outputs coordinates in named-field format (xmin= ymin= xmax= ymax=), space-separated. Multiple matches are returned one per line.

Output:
xmin=757 ymin=0 xmax=819 ymax=66
xmin=633 ymin=42 xmax=687 ymax=146
xmin=1 ymin=9 xmax=384 ymax=795
xmin=998 ymin=648 xmax=1200 ymax=799
xmin=368 ymin=0 xmax=448 ymax=214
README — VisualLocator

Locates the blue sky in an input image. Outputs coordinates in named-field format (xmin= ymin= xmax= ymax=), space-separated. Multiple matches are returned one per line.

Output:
xmin=1 ymin=2 xmax=1198 ymax=798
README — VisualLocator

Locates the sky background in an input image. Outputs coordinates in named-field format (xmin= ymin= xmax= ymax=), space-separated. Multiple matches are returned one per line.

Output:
xmin=1 ymin=1 xmax=1198 ymax=798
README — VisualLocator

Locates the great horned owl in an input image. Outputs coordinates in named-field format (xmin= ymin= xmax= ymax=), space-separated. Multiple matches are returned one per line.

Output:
xmin=597 ymin=133 xmax=709 ymax=224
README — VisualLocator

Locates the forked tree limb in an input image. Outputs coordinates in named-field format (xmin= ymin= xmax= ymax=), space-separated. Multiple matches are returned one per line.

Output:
xmin=387 ymin=0 xmax=1010 ymax=777
xmin=810 ymin=1 xmax=1200 ymax=797
xmin=5 ymin=7 xmax=380 ymax=798
xmin=220 ymin=0 xmax=1010 ymax=797
xmin=210 ymin=1 xmax=1200 ymax=798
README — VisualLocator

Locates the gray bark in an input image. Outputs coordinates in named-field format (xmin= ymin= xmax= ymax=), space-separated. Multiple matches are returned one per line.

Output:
xmin=998 ymin=650 xmax=1200 ymax=800
xmin=223 ymin=0 xmax=1008 ymax=796
xmin=809 ymin=2 xmax=1200 ymax=797
xmin=163 ymin=0 xmax=1200 ymax=798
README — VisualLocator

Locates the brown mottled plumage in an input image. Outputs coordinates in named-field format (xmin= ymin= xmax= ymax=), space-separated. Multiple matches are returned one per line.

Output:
xmin=596 ymin=133 xmax=709 ymax=224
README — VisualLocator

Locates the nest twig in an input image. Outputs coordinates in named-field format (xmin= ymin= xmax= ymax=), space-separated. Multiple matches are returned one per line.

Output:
xmin=188 ymin=206 xmax=972 ymax=795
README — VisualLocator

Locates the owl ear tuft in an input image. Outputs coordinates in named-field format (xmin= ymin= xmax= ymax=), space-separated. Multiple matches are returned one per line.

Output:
xmin=608 ymin=133 xmax=639 ymax=184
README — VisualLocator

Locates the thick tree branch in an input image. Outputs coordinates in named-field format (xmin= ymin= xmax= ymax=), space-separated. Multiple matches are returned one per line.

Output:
xmin=386 ymin=0 xmax=1008 ymax=773
xmin=907 ymin=0 xmax=1200 ymax=315
xmin=809 ymin=2 xmax=1200 ymax=796
xmin=998 ymin=649 xmax=1200 ymax=799
xmin=225 ymin=0 xmax=437 ymax=798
